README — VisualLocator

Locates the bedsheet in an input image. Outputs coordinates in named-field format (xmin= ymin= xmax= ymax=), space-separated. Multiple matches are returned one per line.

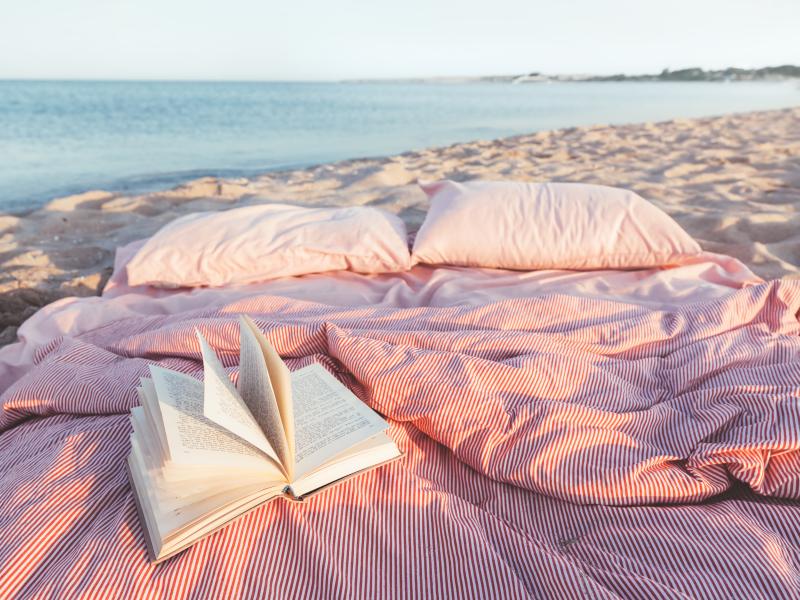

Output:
xmin=0 ymin=243 xmax=759 ymax=393
xmin=2 ymin=260 xmax=800 ymax=598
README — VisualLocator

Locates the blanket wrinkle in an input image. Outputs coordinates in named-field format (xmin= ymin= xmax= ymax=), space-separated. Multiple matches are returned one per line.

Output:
xmin=383 ymin=427 xmax=618 ymax=599
xmin=433 ymin=488 xmax=574 ymax=599
xmin=2 ymin=282 xmax=800 ymax=510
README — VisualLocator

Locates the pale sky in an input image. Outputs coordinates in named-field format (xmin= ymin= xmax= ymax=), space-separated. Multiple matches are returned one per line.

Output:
xmin=2 ymin=0 xmax=799 ymax=80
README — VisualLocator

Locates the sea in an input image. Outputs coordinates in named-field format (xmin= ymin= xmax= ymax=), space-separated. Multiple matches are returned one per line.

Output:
xmin=1 ymin=79 xmax=798 ymax=214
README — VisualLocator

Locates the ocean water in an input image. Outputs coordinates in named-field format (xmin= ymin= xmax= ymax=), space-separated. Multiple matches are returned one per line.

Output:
xmin=1 ymin=80 xmax=798 ymax=213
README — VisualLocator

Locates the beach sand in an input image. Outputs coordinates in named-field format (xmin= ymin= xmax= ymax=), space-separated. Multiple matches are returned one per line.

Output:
xmin=1 ymin=106 xmax=799 ymax=345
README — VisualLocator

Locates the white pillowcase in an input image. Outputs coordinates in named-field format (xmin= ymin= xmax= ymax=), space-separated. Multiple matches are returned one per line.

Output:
xmin=127 ymin=203 xmax=412 ymax=288
xmin=412 ymin=180 xmax=701 ymax=270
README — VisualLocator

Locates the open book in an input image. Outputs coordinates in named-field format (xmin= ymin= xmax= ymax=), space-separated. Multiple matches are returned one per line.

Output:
xmin=127 ymin=315 xmax=400 ymax=563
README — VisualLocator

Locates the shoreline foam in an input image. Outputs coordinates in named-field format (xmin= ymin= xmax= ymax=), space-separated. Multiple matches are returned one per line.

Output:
xmin=1 ymin=106 xmax=799 ymax=345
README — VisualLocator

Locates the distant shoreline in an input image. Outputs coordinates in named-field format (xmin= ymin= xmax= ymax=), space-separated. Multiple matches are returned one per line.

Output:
xmin=342 ymin=65 xmax=800 ymax=84
xmin=2 ymin=65 xmax=798 ymax=86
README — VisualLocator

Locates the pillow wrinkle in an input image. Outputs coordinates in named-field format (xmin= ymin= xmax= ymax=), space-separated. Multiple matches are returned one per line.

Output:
xmin=127 ymin=203 xmax=412 ymax=288
xmin=412 ymin=180 xmax=701 ymax=271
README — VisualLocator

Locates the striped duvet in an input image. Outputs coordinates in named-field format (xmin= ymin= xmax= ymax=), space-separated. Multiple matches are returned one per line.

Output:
xmin=2 ymin=280 xmax=800 ymax=598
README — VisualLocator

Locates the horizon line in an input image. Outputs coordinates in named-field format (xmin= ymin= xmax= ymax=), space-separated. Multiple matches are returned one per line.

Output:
xmin=1 ymin=63 xmax=798 ymax=85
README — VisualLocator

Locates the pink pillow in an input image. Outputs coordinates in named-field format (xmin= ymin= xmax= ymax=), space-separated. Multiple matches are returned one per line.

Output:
xmin=412 ymin=180 xmax=701 ymax=270
xmin=127 ymin=203 xmax=412 ymax=288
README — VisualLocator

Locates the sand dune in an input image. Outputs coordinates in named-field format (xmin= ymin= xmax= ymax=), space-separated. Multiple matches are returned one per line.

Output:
xmin=1 ymin=106 xmax=799 ymax=344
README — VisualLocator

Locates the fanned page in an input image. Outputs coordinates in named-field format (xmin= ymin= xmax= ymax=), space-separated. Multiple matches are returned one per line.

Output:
xmin=148 ymin=365 xmax=280 ymax=473
xmin=137 ymin=378 xmax=170 ymax=460
xmin=252 ymin=322 xmax=295 ymax=469
xmin=291 ymin=363 xmax=389 ymax=479
xmin=196 ymin=331 xmax=282 ymax=467
xmin=238 ymin=316 xmax=293 ymax=479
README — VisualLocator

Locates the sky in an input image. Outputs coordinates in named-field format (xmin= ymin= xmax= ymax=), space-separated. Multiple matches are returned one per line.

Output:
xmin=2 ymin=0 xmax=799 ymax=80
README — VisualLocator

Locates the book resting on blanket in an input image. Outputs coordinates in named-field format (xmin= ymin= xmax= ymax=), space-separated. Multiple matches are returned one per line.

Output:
xmin=127 ymin=315 xmax=401 ymax=563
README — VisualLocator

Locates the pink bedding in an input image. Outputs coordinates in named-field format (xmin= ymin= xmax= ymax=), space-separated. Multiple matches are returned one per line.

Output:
xmin=0 ymin=242 xmax=758 ymax=392
xmin=2 ymin=250 xmax=799 ymax=598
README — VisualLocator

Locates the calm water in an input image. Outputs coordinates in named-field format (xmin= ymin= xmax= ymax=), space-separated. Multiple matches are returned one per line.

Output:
xmin=1 ymin=80 xmax=798 ymax=213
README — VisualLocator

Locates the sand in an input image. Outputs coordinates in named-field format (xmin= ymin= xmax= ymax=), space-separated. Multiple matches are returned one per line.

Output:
xmin=1 ymin=106 xmax=799 ymax=345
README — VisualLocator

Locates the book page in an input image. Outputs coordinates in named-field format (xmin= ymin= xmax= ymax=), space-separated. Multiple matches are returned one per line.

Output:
xmin=127 ymin=441 xmax=284 ymax=562
xmin=241 ymin=316 xmax=296 ymax=470
xmin=139 ymin=378 xmax=171 ymax=460
xmin=291 ymin=363 xmax=388 ymax=480
xmin=238 ymin=316 xmax=292 ymax=477
xmin=149 ymin=365 xmax=282 ymax=475
xmin=289 ymin=432 xmax=401 ymax=498
xmin=196 ymin=330 xmax=280 ymax=464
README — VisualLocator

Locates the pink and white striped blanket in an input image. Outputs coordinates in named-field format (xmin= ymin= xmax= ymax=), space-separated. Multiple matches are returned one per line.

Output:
xmin=2 ymin=280 xmax=800 ymax=598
